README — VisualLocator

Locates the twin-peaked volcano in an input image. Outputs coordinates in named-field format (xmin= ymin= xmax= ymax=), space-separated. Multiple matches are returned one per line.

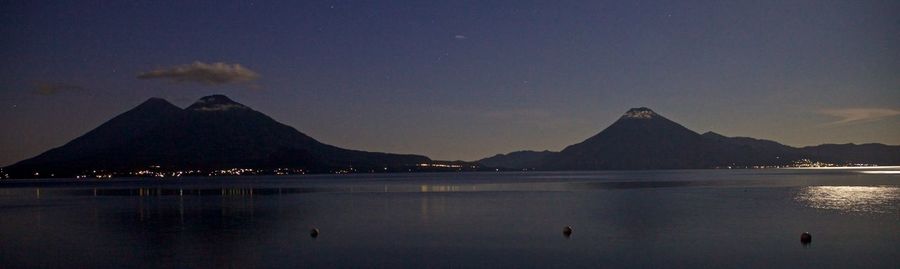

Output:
xmin=5 ymin=95 xmax=430 ymax=177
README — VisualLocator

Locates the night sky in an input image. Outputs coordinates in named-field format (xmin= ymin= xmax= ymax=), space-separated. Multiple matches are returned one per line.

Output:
xmin=1 ymin=0 xmax=899 ymax=166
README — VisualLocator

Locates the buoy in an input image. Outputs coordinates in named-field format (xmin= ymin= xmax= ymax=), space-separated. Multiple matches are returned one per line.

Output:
xmin=800 ymin=232 xmax=811 ymax=244
xmin=563 ymin=226 xmax=573 ymax=237
xmin=310 ymin=228 xmax=320 ymax=238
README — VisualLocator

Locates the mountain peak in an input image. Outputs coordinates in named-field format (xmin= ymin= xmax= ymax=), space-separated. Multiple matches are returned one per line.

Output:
xmin=187 ymin=94 xmax=249 ymax=111
xmin=622 ymin=107 xmax=657 ymax=119
xmin=701 ymin=131 xmax=728 ymax=140
xmin=135 ymin=97 xmax=180 ymax=111
xmin=139 ymin=97 xmax=171 ymax=105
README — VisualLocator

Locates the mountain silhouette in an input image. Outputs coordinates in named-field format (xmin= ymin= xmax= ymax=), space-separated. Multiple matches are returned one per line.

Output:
xmin=543 ymin=107 xmax=709 ymax=170
xmin=478 ymin=150 xmax=556 ymax=170
xmin=480 ymin=107 xmax=900 ymax=170
xmin=5 ymin=95 xmax=430 ymax=177
xmin=7 ymin=102 xmax=899 ymax=178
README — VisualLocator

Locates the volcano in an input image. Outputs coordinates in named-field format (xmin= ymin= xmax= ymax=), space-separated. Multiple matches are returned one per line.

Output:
xmin=5 ymin=95 xmax=430 ymax=177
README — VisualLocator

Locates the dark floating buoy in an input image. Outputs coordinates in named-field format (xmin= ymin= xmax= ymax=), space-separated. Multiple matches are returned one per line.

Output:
xmin=800 ymin=232 xmax=812 ymax=245
xmin=563 ymin=226 xmax=573 ymax=237
xmin=310 ymin=228 xmax=320 ymax=238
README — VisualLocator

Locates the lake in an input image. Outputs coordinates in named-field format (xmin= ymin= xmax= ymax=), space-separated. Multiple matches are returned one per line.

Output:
xmin=1 ymin=168 xmax=898 ymax=268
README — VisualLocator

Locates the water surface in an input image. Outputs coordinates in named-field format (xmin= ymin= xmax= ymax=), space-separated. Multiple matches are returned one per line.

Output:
xmin=1 ymin=169 xmax=898 ymax=268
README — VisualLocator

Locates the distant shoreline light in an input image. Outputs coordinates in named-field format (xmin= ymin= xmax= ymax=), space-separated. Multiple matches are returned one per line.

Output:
xmin=781 ymin=166 xmax=900 ymax=170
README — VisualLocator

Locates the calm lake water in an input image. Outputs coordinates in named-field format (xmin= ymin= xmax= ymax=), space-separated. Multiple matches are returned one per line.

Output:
xmin=1 ymin=169 xmax=898 ymax=268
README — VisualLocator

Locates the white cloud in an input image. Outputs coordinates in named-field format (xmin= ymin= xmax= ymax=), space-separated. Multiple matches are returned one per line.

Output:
xmin=137 ymin=61 xmax=260 ymax=85
xmin=819 ymin=108 xmax=900 ymax=125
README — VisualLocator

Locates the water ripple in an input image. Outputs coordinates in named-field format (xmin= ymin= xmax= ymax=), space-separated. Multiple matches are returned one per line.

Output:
xmin=795 ymin=186 xmax=900 ymax=214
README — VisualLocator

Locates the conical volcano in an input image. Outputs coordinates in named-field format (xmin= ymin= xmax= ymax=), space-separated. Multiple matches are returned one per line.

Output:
xmin=543 ymin=107 xmax=708 ymax=170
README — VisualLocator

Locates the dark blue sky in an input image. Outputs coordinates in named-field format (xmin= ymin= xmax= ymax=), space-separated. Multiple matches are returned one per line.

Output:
xmin=1 ymin=0 xmax=898 ymax=165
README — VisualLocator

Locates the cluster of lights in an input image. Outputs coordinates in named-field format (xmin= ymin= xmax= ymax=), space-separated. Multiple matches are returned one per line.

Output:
xmin=77 ymin=174 xmax=113 ymax=179
xmin=713 ymin=159 xmax=879 ymax=169
xmin=790 ymin=159 xmax=838 ymax=168
xmin=333 ymin=167 xmax=357 ymax=174
xmin=74 ymin=170 xmax=113 ymax=179
xmin=66 ymin=166 xmax=308 ymax=179
xmin=274 ymin=168 xmax=305 ymax=175
xmin=206 ymin=168 xmax=306 ymax=176
xmin=209 ymin=168 xmax=257 ymax=176
xmin=19 ymin=162 xmax=485 ymax=179
xmin=130 ymin=170 xmax=204 ymax=178
xmin=751 ymin=165 xmax=783 ymax=169
xmin=416 ymin=163 xmax=464 ymax=168
xmin=788 ymin=159 xmax=875 ymax=168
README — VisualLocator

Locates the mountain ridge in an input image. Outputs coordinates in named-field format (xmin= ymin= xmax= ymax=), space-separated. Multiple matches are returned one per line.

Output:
xmin=4 ymin=95 xmax=443 ymax=178
xmin=479 ymin=107 xmax=900 ymax=170
xmin=5 ymin=101 xmax=898 ymax=178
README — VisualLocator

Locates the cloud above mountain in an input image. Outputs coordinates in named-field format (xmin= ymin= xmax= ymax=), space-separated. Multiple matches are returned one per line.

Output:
xmin=32 ymin=82 xmax=86 ymax=95
xmin=137 ymin=62 xmax=260 ymax=85
xmin=819 ymin=108 xmax=900 ymax=125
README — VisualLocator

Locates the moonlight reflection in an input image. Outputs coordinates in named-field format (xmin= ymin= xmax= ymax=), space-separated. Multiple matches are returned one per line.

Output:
xmin=795 ymin=186 xmax=900 ymax=214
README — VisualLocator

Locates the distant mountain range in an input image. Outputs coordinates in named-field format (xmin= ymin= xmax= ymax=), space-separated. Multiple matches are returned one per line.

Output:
xmin=4 ymin=95 xmax=462 ymax=178
xmin=478 ymin=107 xmax=900 ymax=170
xmin=4 ymin=98 xmax=898 ymax=179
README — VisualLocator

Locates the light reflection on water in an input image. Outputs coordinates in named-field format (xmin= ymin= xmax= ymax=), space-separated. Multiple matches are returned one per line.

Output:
xmin=795 ymin=186 xmax=900 ymax=214
xmin=857 ymin=171 xmax=900 ymax=174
